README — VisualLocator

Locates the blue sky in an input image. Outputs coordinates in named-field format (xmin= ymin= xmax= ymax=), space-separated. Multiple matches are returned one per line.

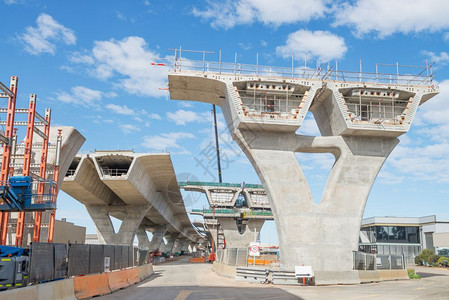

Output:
xmin=1 ymin=0 xmax=449 ymax=244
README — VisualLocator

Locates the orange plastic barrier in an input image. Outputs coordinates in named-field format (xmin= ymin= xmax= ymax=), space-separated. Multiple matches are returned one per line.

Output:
xmin=126 ymin=268 xmax=140 ymax=285
xmin=74 ymin=273 xmax=110 ymax=299
xmin=247 ymin=259 xmax=273 ymax=265
xmin=108 ymin=270 xmax=130 ymax=292
xmin=189 ymin=257 xmax=206 ymax=263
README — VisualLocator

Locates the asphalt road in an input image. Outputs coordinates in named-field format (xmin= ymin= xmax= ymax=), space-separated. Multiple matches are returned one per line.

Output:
xmin=98 ymin=257 xmax=449 ymax=300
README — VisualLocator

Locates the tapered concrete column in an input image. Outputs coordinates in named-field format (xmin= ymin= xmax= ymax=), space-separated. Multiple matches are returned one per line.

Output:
xmin=209 ymin=226 xmax=220 ymax=250
xmin=86 ymin=204 xmax=152 ymax=245
xmin=162 ymin=233 xmax=179 ymax=253
xmin=148 ymin=225 xmax=168 ymax=252
xmin=218 ymin=218 xmax=264 ymax=248
xmin=136 ymin=225 xmax=151 ymax=250
xmin=173 ymin=238 xmax=187 ymax=253
xmin=235 ymin=131 xmax=398 ymax=284
xmin=181 ymin=239 xmax=190 ymax=252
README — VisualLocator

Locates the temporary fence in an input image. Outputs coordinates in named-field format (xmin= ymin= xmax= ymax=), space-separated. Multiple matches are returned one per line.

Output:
xmin=215 ymin=248 xmax=249 ymax=267
xmin=29 ymin=243 xmax=146 ymax=283
xmin=353 ymin=251 xmax=410 ymax=270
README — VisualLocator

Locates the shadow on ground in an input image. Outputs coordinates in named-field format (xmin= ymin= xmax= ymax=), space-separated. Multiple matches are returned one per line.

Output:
xmin=416 ymin=271 xmax=449 ymax=278
xmin=99 ymin=285 xmax=302 ymax=300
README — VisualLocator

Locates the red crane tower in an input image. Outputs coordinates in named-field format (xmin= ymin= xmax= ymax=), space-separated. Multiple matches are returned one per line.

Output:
xmin=0 ymin=76 xmax=62 ymax=246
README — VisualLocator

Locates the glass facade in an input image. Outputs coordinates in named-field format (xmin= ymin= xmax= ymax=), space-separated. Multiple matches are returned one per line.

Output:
xmin=361 ymin=226 xmax=420 ymax=244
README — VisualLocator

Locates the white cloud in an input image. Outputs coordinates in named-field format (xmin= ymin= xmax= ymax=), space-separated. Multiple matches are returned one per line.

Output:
xmin=421 ymin=51 xmax=449 ymax=67
xmin=444 ymin=32 xmax=449 ymax=41
xmin=106 ymin=104 xmax=135 ymax=115
xmin=178 ymin=102 xmax=194 ymax=108
xmin=298 ymin=114 xmax=321 ymax=136
xmin=333 ymin=0 xmax=449 ymax=38
xmin=106 ymin=104 xmax=161 ymax=125
xmin=166 ymin=109 xmax=210 ymax=125
xmin=276 ymin=30 xmax=347 ymax=61
xmin=70 ymin=36 xmax=167 ymax=97
xmin=238 ymin=42 xmax=252 ymax=50
xmin=55 ymin=86 xmax=116 ymax=107
xmin=142 ymin=132 xmax=195 ymax=152
xmin=417 ymin=79 xmax=449 ymax=126
xmin=19 ymin=13 xmax=76 ymax=55
xmin=69 ymin=52 xmax=95 ymax=64
xmin=192 ymin=0 xmax=326 ymax=29
xmin=387 ymin=143 xmax=449 ymax=183
xmin=119 ymin=124 xmax=141 ymax=134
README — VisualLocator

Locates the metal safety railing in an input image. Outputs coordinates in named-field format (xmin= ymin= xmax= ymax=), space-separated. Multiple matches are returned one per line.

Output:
xmin=178 ymin=181 xmax=264 ymax=189
xmin=165 ymin=48 xmax=435 ymax=86
xmin=100 ymin=168 xmax=129 ymax=177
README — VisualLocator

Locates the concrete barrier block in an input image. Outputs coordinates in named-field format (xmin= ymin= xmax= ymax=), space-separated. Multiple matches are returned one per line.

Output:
xmin=126 ymin=268 xmax=140 ymax=285
xmin=108 ymin=270 xmax=130 ymax=292
xmin=358 ymin=270 xmax=381 ymax=283
xmin=36 ymin=278 xmax=76 ymax=300
xmin=379 ymin=269 xmax=409 ymax=281
xmin=0 ymin=285 xmax=37 ymax=300
xmin=74 ymin=273 xmax=110 ymax=299
xmin=314 ymin=271 xmax=360 ymax=285
xmin=146 ymin=263 xmax=154 ymax=276
xmin=137 ymin=265 xmax=147 ymax=281
xmin=212 ymin=262 xmax=236 ymax=278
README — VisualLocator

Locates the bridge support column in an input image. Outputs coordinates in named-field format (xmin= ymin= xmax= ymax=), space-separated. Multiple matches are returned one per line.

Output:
xmin=173 ymin=237 xmax=186 ymax=253
xmin=86 ymin=204 xmax=151 ymax=245
xmin=235 ymin=131 xmax=398 ymax=284
xmin=162 ymin=233 xmax=179 ymax=254
xmin=209 ymin=225 xmax=220 ymax=251
xmin=189 ymin=242 xmax=196 ymax=252
xmin=218 ymin=218 xmax=264 ymax=248
xmin=136 ymin=225 xmax=151 ymax=250
xmin=148 ymin=225 xmax=168 ymax=252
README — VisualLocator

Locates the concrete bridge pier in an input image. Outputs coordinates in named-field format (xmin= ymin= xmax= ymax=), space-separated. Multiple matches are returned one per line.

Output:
xmin=218 ymin=218 xmax=264 ymax=248
xmin=189 ymin=242 xmax=197 ymax=252
xmin=148 ymin=225 xmax=168 ymax=251
xmin=86 ymin=204 xmax=152 ymax=245
xmin=236 ymin=131 xmax=398 ymax=284
xmin=136 ymin=225 xmax=151 ymax=250
xmin=162 ymin=233 xmax=179 ymax=254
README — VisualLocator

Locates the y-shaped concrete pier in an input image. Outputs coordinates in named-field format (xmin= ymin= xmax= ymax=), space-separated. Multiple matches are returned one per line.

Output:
xmin=168 ymin=58 xmax=438 ymax=284
xmin=182 ymin=181 xmax=272 ymax=248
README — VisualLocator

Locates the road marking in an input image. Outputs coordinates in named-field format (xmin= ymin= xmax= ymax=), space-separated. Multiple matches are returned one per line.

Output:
xmin=413 ymin=287 xmax=426 ymax=290
xmin=174 ymin=290 xmax=193 ymax=300
xmin=351 ymin=295 xmax=381 ymax=299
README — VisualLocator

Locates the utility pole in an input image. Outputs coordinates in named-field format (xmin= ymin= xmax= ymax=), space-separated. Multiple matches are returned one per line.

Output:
xmin=213 ymin=104 xmax=222 ymax=183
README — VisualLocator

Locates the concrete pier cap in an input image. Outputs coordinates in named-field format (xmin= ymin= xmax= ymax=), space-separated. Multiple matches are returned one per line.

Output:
xmin=168 ymin=64 xmax=438 ymax=284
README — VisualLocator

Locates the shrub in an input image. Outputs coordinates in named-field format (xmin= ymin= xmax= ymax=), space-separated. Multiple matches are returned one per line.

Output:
xmin=415 ymin=249 xmax=437 ymax=266
xmin=438 ymin=256 xmax=449 ymax=267
xmin=407 ymin=269 xmax=421 ymax=279
xmin=429 ymin=254 xmax=441 ymax=266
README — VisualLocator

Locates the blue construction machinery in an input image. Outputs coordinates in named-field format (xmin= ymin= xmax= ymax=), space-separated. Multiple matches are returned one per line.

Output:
xmin=0 ymin=176 xmax=57 ymax=211
xmin=0 ymin=245 xmax=29 ymax=289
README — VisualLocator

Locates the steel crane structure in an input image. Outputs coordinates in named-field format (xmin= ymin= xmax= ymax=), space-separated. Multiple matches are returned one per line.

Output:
xmin=0 ymin=76 xmax=62 ymax=246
